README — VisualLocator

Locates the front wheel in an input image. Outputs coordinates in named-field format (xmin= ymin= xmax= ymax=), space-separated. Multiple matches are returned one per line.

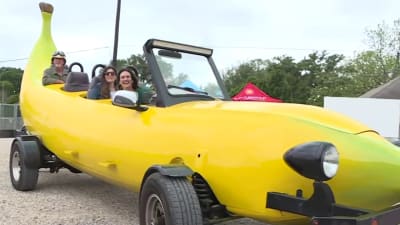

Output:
xmin=9 ymin=138 xmax=40 ymax=191
xmin=139 ymin=173 xmax=203 ymax=225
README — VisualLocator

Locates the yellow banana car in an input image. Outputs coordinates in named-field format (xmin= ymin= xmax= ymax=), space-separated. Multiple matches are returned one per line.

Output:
xmin=9 ymin=2 xmax=400 ymax=225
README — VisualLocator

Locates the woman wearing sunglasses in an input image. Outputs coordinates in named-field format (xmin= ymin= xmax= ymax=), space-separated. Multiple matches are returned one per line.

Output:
xmin=87 ymin=65 xmax=117 ymax=99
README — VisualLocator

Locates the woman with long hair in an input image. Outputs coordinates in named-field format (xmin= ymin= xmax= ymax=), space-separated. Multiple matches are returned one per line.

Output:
xmin=117 ymin=67 xmax=155 ymax=105
xmin=117 ymin=67 xmax=139 ymax=91
xmin=87 ymin=65 xmax=117 ymax=99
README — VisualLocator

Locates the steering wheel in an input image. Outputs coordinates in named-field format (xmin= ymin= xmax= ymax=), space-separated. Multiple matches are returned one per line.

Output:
xmin=68 ymin=62 xmax=84 ymax=72
xmin=92 ymin=64 xmax=105 ymax=78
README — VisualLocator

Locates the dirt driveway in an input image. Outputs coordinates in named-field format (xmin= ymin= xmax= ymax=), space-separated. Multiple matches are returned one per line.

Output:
xmin=0 ymin=138 xmax=266 ymax=225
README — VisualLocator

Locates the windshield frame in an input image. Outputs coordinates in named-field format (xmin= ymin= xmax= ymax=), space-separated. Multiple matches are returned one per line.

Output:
xmin=143 ymin=39 xmax=230 ymax=107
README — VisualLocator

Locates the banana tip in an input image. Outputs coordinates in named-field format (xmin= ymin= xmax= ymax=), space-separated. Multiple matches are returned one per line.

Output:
xmin=39 ymin=2 xmax=53 ymax=14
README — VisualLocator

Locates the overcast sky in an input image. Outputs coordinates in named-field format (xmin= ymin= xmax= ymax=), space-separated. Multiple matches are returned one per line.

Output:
xmin=1 ymin=0 xmax=400 ymax=73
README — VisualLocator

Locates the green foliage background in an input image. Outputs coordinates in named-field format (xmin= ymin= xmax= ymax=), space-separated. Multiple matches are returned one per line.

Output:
xmin=2 ymin=19 xmax=400 ymax=106
xmin=0 ymin=67 xmax=23 ymax=104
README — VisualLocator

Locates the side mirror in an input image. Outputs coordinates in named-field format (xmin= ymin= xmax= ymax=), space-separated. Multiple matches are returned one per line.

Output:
xmin=112 ymin=90 xmax=148 ymax=112
xmin=112 ymin=90 xmax=138 ymax=108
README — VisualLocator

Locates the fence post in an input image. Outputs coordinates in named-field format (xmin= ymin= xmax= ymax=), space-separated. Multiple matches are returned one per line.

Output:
xmin=12 ymin=104 xmax=18 ymax=130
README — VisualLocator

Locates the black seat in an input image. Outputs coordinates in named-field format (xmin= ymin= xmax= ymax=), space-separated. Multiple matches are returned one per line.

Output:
xmin=88 ymin=75 xmax=102 ymax=89
xmin=63 ymin=72 xmax=89 ymax=92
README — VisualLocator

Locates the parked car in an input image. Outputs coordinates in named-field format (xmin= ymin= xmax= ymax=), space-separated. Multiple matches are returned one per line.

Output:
xmin=10 ymin=2 xmax=400 ymax=225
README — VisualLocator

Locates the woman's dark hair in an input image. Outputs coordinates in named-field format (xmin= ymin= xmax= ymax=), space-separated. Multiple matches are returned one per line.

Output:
xmin=117 ymin=67 xmax=139 ymax=90
xmin=100 ymin=65 xmax=117 ymax=99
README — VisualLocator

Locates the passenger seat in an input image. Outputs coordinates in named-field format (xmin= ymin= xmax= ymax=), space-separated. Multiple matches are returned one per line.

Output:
xmin=63 ymin=72 xmax=89 ymax=92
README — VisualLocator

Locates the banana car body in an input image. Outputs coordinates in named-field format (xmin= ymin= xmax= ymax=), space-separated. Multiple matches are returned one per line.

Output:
xmin=10 ymin=3 xmax=400 ymax=225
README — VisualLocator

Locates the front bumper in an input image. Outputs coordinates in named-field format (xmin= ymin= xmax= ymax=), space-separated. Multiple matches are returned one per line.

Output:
xmin=312 ymin=205 xmax=400 ymax=225
xmin=267 ymin=182 xmax=400 ymax=225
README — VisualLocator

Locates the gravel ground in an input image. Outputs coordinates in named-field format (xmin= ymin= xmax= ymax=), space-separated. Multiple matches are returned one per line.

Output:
xmin=0 ymin=138 xmax=267 ymax=225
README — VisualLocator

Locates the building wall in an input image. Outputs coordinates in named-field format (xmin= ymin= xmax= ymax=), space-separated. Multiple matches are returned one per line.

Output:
xmin=324 ymin=97 xmax=400 ymax=138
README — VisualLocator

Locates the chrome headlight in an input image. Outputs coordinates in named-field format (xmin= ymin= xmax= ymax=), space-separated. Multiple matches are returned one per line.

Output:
xmin=284 ymin=142 xmax=339 ymax=181
xmin=322 ymin=146 xmax=339 ymax=179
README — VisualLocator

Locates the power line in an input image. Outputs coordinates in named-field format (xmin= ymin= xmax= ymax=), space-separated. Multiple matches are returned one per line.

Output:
xmin=213 ymin=46 xmax=319 ymax=51
xmin=0 ymin=57 xmax=28 ymax=63
xmin=0 ymin=46 xmax=111 ymax=64
xmin=0 ymin=45 xmax=361 ymax=65
xmin=210 ymin=46 xmax=361 ymax=53
xmin=67 ymin=46 xmax=110 ymax=54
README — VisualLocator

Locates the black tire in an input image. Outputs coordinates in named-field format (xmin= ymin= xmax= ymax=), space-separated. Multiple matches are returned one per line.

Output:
xmin=9 ymin=139 xmax=40 ymax=191
xmin=139 ymin=173 xmax=203 ymax=225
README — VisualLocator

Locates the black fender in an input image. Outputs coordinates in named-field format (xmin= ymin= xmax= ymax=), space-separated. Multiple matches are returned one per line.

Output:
xmin=145 ymin=164 xmax=193 ymax=178
xmin=13 ymin=136 xmax=41 ymax=169
xmin=139 ymin=164 xmax=194 ymax=194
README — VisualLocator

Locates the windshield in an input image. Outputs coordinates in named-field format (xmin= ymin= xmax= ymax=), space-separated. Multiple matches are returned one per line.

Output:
xmin=152 ymin=48 xmax=224 ymax=99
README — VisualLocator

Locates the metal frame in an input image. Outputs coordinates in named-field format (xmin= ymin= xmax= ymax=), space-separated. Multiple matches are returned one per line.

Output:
xmin=143 ymin=39 xmax=230 ymax=107
xmin=267 ymin=181 xmax=400 ymax=225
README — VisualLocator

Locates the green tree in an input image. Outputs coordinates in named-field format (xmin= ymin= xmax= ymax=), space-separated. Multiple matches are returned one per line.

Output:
xmin=222 ymin=51 xmax=355 ymax=105
xmin=203 ymin=83 xmax=221 ymax=97
xmin=294 ymin=52 xmax=349 ymax=106
xmin=365 ymin=19 xmax=400 ymax=77
xmin=116 ymin=54 xmax=150 ymax=83
xmin=264 ymin=56 xmax=300 ymax=103
xmin=0 ymin=80 xmax=14 ymax=103
xmin=0 ymin=67 xmax=23 ymax=103
xmin=116 ymin=54 xmax=177 ymax=87
xmin=307 ymin=71 xmax=355 ymax=106
xmin=156 ymin=56 xmax=174 ymax=83
xmin=6 ymin=94 xmax=19 ymax=104
xmin=346 ymin=51 xmax=396 ymax=96
xmin=168 ymin=73 xmax=188 ymax=86
xmin=222 ymin=59 xmax=269 ymax=97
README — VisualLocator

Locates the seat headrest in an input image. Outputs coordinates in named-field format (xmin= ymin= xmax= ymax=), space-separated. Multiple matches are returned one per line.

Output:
xmin=64 ymin=72 xmax=89 ymax=92
xmin=88 ymin=75 xmax=103 ymax=89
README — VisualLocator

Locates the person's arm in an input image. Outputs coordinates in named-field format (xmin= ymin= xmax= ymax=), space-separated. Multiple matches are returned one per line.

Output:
xmin=137 ymin=85 xmax=154 ymax=104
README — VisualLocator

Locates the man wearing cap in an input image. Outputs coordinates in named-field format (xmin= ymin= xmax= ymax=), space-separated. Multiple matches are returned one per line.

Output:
xmin=42 ymin=50 xmax=69 ymax=85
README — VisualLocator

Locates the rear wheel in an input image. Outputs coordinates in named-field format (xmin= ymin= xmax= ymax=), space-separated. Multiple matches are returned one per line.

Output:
xmin=9 ymin=138 xmax=40 ymax=191
xmin=139 ymin=173 xmax=203 ymax=225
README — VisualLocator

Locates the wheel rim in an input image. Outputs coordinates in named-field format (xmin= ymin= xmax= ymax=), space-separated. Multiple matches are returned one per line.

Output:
xmin=145 ymin=193 xmax=166 ymax=225
xmin=11 ymin=149 xmax=21 ymax=182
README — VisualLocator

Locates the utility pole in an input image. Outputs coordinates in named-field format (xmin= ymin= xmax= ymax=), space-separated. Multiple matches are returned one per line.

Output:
xmin=112 ymin=0 xmax=121 ymax=67
xmin=1 ymin=82 xmax=4 ymax=103
xmin=396 ymin=51 xmax=400 ymax=76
